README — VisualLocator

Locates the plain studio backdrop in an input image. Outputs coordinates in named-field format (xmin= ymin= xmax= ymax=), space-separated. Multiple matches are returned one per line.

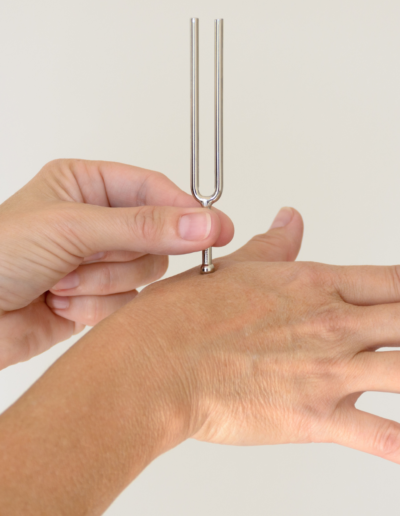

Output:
xmin=1 ymin=0 xmax=400 ymax=514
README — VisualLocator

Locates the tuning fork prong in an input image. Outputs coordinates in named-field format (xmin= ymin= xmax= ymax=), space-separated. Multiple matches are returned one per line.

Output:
xmin=190 ymin=17 xmax=224 ymax=274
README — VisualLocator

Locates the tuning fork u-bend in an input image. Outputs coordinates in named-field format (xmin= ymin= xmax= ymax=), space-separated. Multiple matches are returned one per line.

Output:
xmin=190 ymin=18 xmax=223 ymax=274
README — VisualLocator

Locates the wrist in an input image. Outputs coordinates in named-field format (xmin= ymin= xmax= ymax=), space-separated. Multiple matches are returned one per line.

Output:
xmin=0 ymin=298 xmax=193 ymax=514
xmin=113 ymin=298 xmax=195 ymax=454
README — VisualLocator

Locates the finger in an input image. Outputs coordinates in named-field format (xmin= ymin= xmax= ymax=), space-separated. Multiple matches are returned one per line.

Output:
xmin=345 ymin=303 xmax=400 ymax=350
xmin=85 ymin=161 xmax=234 ymax=247
xmin=46 ymin=290 xmax=138 ymax=326
xmin=0 ymin=296 xmax=83 ymax=369
xmin=228 ymin=207 xmax=304 ymax=263
xmin=82 ymin=251 xmax=146 ymax=263
xmin=351 ymin=351 xmax=400 ymax=394
xmin=208 ymin=207 xmax=235 ymax=247
xmin=331 ymin=407 xmax=400 ymax=464
xmin=49 ymin=159 xmax=204 ymax=208
xmin=43 ymin=160 xmax=234 ymax=248
xmin=50 ymin=255 xmax=168 ymax=296
xmin=57 ymin=203 xmax=231 ymax=258
xmin=333 ymin=265 xmax=400 ymax=305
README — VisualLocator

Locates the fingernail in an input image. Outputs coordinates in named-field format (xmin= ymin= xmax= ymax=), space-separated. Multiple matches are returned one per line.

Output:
xmin=270 ymin=207 xmax=294 ymax=229
xmin=179 ymin=212 xmax=212 ymax=241
xmin=52 ymin=272 xmax=79 ymax=291
xmin=83 ymin=252 xmax=105 ymax=262
xmin=49 ymin=296 xmax=70 ymax=310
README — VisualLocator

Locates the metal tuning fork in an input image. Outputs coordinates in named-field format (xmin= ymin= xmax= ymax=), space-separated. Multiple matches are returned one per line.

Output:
xmin=190 ymin=17 xmax=223 ymax=274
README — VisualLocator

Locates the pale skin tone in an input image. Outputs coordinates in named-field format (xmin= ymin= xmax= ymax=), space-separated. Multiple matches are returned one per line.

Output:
xmin=1 ymin=160 xmax=400 ymax=514
xmin=0 ymin=159 xmax=233 ymax=367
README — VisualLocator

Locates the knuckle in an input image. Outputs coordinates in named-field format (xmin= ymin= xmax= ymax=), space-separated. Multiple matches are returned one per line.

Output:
xmin=302 ymin=263 xmax=320 ymax=284
xmin=296 ymin=356 xmax=349 ymax=403
xmin=136 ymin=171 xmax=169 ymax=206
xmin=49 ymin=206 xmax=91 ymax=256
xmin=300 ymin=262 xmax=332 ymax=287
xmin=314 ymin=306 xmax=353 ymax=343
xmin=133 ymin=206 xmax=164 ymax=242
xmin=67 ymin=158 xmax=90 ymax=179
xmin=375 ymin=421 xmax=400 ymax=457
xmin=83 ymin=298 xmax=104 ymax=326
xmin=97 ymin=264 xmax=113 ymax=295
xmin=152 ymin=255 xmax=169 ymax=281
xmin=41 ymin=159 xmax=84 ymax=180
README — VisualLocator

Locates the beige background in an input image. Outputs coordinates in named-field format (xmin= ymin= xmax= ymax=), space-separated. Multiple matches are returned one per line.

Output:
xmin=1 ymin=0 xmax=400 ymax=514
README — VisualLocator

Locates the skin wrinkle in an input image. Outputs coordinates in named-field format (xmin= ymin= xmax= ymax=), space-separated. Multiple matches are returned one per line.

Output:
xmin=115 ymin=306 xmax=195 ymax=444
xmin=39 ymin=162 xmax=80 ymax=204
xmin=132 ymin=205 xmax=167 ymax=245
xmin=8 ymin=241 xmax=72 ymax=276
xmin=1 ymin=302 xmax=74 ymax=366
xmin=251 ymin=234 xmax=291 ymax=261
xmin=23 ymin=307 xmax=65 ymax=361
xmin=135 ymin=172 xmax=154 ymax=207
xmin=5 ymin=158 xmax=400 ymax=512
xmin=157 ymin=258 xmax=378 ymax=448
xmin=124 ymin=296 xmax=203 ymax=437
xmin=49 ymin=160 xmax=86 ymax=204
xmin=50 ymin=212 xmax=94 ymax=258
xmin=97 ymin=165 xmax=112 ymax=209
xmin=55 ymin=256 xmax=166 ymax=296
xmin=98 ymin=161 xmax=146 ymax=208
xmin=389 ymin=265 xmax=400 ymax=300
xmin=69 ymin=160 xmax=105 ymax=207
xmin=14 ymin=207 xmax=84 ymax=266
xmin=0 ymin=158 xmax=235 ymax=364
xmin=97 ymin=263 xmax=113 ymax=296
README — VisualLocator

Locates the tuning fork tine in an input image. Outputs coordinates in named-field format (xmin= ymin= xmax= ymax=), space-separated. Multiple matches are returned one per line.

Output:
xmin=190 ymin=17 xmax=224 ymax=274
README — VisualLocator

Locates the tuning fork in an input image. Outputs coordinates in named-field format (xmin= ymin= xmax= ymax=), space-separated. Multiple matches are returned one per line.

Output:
xmin=190 ymin=18 xmax=223 ymax=274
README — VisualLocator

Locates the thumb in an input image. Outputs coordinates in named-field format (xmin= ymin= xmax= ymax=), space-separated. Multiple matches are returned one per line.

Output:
xmin=64 ymin=204 xmax=228 ymax=256
xmin=229 ymin=207 xmax=304 ymax=262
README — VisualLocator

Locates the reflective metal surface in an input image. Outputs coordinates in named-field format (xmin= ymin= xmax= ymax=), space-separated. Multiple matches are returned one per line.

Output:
xmin=190 ymin=18 xmax=224 ymax=274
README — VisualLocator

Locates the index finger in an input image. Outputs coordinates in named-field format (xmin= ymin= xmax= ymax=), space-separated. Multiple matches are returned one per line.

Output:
xmin=334 ymin=265 xmax=400 ymax=305
xmin=45 ymin=159 xmax=234 ymax=247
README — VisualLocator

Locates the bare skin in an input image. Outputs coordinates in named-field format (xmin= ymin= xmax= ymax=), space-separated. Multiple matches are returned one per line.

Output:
xmin=1 ymin=160 xmax=400 ymax=514
xmin=0 ymin=159 xmax=233 ymax=368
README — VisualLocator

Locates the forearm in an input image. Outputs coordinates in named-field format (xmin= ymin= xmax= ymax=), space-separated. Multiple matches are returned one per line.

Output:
xmin=0 ymin=304 xmax=187 ymax=515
